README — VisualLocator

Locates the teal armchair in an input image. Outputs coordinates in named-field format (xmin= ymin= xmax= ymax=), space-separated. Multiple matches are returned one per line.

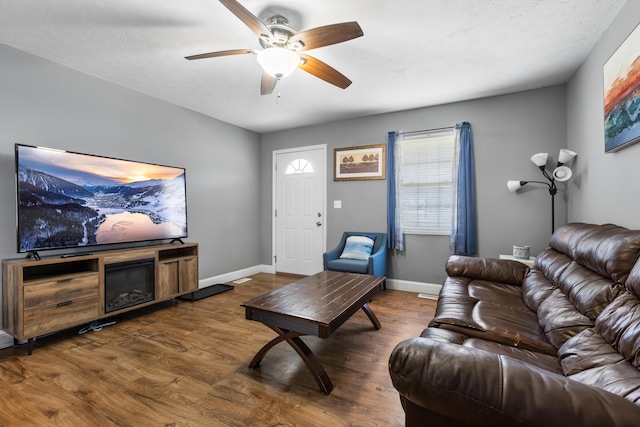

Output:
xmin=323 ymin=232 xmax=388 ymax=287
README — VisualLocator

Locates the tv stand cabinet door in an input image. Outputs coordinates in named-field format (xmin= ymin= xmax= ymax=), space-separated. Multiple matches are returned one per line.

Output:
xmin=180 ymin=256 xmax=198 ymax=293
xmin=158 ymin=255 xmax=198 ymax=298
xmin=158 ymin=260 xmax=180 ymax=298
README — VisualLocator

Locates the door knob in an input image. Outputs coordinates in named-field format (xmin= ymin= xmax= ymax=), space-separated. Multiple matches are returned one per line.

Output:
xmin=316 ymin=222 xmax=322 ymax=227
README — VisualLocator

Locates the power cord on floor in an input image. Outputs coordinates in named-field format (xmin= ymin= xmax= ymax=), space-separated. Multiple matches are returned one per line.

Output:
xmin=78 ymin=320 xmax=116 ymax=335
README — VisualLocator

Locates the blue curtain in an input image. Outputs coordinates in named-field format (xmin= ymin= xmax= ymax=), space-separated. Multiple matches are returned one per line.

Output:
xmin=452 ymin=122 xmax=478 ymax=255
xmin=387 ymin=131 xmax=404 ymax=250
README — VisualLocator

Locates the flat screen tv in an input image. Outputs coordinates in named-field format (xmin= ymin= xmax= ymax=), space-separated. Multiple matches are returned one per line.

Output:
xmin=15 ymin=144 xmax=188 ymax=256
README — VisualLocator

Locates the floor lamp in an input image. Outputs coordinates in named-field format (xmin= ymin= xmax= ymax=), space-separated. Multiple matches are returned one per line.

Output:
xmin=507 ymin=149 xmax=577 ymax=234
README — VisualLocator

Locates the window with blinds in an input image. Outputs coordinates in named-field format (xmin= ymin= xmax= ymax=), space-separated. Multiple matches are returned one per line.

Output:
xmin=399 ymin=129 xmax=456 ymax=235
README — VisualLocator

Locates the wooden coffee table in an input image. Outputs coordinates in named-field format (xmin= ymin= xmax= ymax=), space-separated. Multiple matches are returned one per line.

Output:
xmin=241 ymin=271 xmax=385 ymax=394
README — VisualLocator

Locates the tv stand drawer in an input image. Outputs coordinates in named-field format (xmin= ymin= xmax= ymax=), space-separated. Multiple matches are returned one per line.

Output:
xmin=23 ymin=272 xmax=99 ymax=310
xmin=23 ymin=296 xmax=100 ymax=338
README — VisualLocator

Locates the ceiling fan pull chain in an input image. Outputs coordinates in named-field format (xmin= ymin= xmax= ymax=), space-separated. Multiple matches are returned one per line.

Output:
xmin=276 ymin=77 xmax=283 ymax=104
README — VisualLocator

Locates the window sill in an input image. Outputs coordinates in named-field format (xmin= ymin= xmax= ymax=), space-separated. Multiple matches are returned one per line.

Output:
xmin=403 ymin=229 xmax=451 ymax=236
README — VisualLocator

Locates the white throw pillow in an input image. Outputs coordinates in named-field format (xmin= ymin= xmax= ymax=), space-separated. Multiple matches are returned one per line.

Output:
xmin=339 ymin=235 xmax=375 ymax=261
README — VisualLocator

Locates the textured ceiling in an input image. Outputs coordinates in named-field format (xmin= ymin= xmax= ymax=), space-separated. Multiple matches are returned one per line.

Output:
xmin=0 ymin=0 xmax=628 ymax=133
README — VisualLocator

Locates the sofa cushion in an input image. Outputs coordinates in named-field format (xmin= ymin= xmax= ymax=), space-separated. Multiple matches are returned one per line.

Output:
xmin=624 ymin=258 xmax=640 ymax=298
xmin=339 ymin=235 xmax=375 ymax=261
xmin=419 ymin=326 xmax=467 ymax=344
xmin=420 ymin=327 xmax=562 ymax=374
xmin=536 ymin=288 xmax=594 ymax=350
xmin=434 ymin=275 xmax=524 ymax=304
xmin=431 ymin=263 xmax=556 ymax=355
xmin=524 ymin=248 xmax=625 ymax=318
xmin=568 ymin=363 xmax=640 ymax=405
xmin=430 ymin=288 xmax=556 ymax=355
xmin=595 ymin=292 xmax=640 ymax=369
xmin=463 ymin=338 xmax=563 ymax=374
xmin=521 ymin=265 xmax=557 ymax=312
xmin=556 ymin=261 xmax=625 ymax=319
xmin=559 ymin=328 xmax=625 ymax=376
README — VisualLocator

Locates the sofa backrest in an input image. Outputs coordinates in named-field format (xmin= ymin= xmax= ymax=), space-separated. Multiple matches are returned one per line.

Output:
xmin=624 ymin=256 xmax=640 ymax=298
xmin=557 ymin=253 xmax=640 ymax=406
xmin=596 ymin=260 xmax=640 ymax=370
xmin=549 ymin=222 xmax=640 ymax=284
xmin=522 ymin=223 xmax=640 ymax=351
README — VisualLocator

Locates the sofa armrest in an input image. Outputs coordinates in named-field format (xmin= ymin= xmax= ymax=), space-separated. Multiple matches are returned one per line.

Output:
xmin=389 ymin=337 xmax=640 ymax=426
xmin=445 ymin=255 xmax=529 ymax=286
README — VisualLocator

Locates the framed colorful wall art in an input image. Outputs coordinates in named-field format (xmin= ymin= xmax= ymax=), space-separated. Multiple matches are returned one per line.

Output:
xmin=604 ymin=23 xmax=640 ymax=153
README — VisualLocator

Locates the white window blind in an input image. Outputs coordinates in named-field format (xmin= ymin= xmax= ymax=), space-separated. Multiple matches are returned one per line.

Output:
xmin=399 ymin=129 xmax=456 ymax=235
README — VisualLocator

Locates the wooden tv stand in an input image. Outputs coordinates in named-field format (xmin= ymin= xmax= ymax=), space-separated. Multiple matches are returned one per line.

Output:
xmin=2 ymin=242 xmax=198 ymax=355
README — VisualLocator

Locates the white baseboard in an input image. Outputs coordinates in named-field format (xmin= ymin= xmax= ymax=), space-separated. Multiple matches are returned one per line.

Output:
xmin=386 ymin=278 xmax=441 ymax=299
xmin=0 ymin=331 xmax=15 ymax=350
xmin=260 ymin=264 xmax=276 ymax=274
xmin=198 ymin=264 xmax=273 ymax=288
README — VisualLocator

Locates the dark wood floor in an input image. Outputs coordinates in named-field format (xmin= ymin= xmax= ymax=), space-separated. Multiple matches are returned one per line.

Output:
xmin=0 ymin=273 xmax=436 ymax=426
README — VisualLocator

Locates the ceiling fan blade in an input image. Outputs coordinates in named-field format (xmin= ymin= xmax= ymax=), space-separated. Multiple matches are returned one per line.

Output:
xmin=261 ymin=73 xmax=278 ymax=95
xmin=218 ymin=0 xmax=274 ymax=42
xmin=293 ymin=22 xmax=363 ymax=51
xmin=185 ymin=49 xmax=254 ymax=60
xmin=298 ymin=54 xmax=352 ymax=89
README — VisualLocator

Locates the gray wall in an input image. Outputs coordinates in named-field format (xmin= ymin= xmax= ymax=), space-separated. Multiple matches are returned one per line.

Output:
xmin=0 ymin=44 xmax=262 ymax=282
xmin=3 ymin=18 xmax=596 ymax=292
xmin=567 ymin=0 xmax=640 ymax=228
xmin=260 ymin=85 xmax=567 ymax=284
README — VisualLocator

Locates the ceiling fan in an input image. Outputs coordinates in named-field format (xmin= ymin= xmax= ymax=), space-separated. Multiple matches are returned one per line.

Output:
xmin=185 ymin=0 xmax=364 ymax=95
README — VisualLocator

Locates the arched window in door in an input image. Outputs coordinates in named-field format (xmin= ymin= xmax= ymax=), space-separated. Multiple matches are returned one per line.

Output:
xmin=285 ymin=158 xmax=314 ymax=174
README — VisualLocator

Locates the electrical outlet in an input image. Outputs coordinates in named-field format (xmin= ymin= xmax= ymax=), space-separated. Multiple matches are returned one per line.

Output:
xmin=334 ymin=200 xmax=342 ymax=209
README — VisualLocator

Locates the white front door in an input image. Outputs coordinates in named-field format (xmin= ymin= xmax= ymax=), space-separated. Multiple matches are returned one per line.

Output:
xmin=274 ymin=146 xmax=326 ymax=275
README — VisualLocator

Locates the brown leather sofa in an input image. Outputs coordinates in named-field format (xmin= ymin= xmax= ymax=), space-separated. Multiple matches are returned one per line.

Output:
xmin=389 ymin=223 xmax=640 ymax=426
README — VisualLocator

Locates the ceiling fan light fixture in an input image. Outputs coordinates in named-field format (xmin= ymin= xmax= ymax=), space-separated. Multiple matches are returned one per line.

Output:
xmin=256 ymin=48 xmax=300 ymax=78
xmin=187 ymin=0 xmax=363 ymax=93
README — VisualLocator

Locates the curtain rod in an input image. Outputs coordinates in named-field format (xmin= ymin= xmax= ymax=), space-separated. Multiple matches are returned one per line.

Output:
xmin=401 ymin=126 xmax=454 ymax=136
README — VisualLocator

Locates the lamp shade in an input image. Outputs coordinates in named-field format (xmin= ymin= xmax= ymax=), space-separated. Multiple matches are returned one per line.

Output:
xmin=530 ymin=153 xmax=548 ymax=167
xmin=558 ymin=149 xmax=577 ymax=165
xmin=507 ymin=180 xmax=524 ymax=192
xmin=552 ymin=166 xmax=572 ymax=182
xmin=256 ymin=48 xmax=300 ymax=78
